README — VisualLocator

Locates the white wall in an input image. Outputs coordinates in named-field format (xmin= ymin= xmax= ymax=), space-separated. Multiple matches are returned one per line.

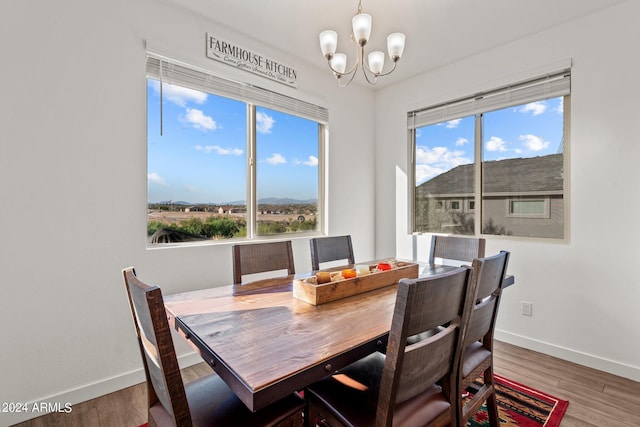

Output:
xmin=0 ymin=0 xmax=376 ymax=424
xmin=375 ymin=1 xmax=640 ymax=381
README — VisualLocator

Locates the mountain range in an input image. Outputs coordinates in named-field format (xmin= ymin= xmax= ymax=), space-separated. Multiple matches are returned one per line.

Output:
xmin=151 ymin=197 xmax=317 ymax=205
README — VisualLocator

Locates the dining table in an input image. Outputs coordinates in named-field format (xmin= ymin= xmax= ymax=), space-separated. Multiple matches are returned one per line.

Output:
xmin=163 ymin=260 xmax=514 ymax=412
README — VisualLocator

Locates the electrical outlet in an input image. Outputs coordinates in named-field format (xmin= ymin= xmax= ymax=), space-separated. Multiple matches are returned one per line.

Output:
xmin=521 ymin=301 xmax=533 ymax=316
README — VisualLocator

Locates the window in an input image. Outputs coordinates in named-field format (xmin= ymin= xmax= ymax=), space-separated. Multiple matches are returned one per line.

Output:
xmin=255 ymin=106 xmax=320 ymax=236
xmin=468 ymin=200 xmax=476 ymax=212
xmin=410 ymin=70 xmax=569 ymax=239
xmin=507 ymin=199 xmax=549 ymax=218
xmin=146 ymin=54 xmax=327 ymax=245
xmin=413 ymin=115 xmax=475 ymax=235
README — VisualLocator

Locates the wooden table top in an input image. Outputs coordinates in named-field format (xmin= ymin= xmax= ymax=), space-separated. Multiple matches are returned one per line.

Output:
xmin=163 ymin=262 xmax=513 ymax=412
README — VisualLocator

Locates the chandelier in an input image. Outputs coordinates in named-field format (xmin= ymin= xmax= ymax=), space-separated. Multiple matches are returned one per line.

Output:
xmin=318 ymin=0 xmax=406 ymax=87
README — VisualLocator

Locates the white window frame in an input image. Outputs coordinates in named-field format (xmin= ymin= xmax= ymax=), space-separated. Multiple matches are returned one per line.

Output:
xmin=146 ymin=53 xmax=328 ymax=245
xmin=408 ymin=66 xmax=571 ymax=240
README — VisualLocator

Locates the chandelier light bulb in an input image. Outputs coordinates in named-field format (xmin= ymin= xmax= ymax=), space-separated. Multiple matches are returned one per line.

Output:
xmin=387 ymin=33 xmax=406 ymax=61
xmin=368 ymin=51 xmax=385 ymax=75
xmin=351 ymin=13 xmax=372 ymax=46
xmin=319 ymin=30 xmax=338 ymax=59
xmin=331 ymin=53 xmax=347 ymax=74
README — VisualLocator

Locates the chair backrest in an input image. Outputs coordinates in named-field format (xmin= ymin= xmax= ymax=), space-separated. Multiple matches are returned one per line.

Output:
xmin=429 ymin=235 xmax=486 ymax=264
xmin=122 ymin=267 xmax=192 ymax=426
xmin=463 ymin=251 xmax=510 ymax=351
xmin=309 ymin=235 xmax=355 ymax=271
xmin=376 ymin=266 xmax=475 ymax=426
xmin=232 ymin=241 xmax=295 ymax=285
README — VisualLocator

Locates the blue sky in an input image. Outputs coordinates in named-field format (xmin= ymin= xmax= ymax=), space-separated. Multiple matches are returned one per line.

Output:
xmin=147 ymin=80 xmax=319 ymax=204
xmin=415 ymin=97 xmax=564 ymax=185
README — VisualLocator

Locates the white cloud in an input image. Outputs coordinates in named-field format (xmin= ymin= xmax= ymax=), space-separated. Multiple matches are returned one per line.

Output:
xmin=485 ymin=136 xmax=508 ymax=152
xmin=446 ymin=119 xmax=461 ymax=128
xmin=301 ymin=155 xmax=318 ymax=166
xmin=265 ymin=153 xmax=286 ymax=165
xmin=416 ymin=163 xmax=445 ymax=185
xmin=415 ymin=146 xmax=471 ymax=184
xmin=183 ymin=108 xmax=217 ymax=131
xmin=455 ymin=137 xmax=469 ymax=146
xmin=256 ymin=111 xmax=275 ymax=134
xmin=555 ymin=98 xmax=564 ymax=114
xmin=150 ymin=81 xmax=207 ymax=107
xmin=519 ymin=134 xmax=550 ymax=151
xmin=519 ymin=101 xmax=547 ymax=116
xmin=195 ymin=145 xmax=243 ymax=155
xmin=148 ymin=172 xmax=168 ymax=186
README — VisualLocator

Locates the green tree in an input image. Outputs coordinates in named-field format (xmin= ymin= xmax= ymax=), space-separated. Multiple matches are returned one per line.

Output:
xmin=258 ymin=221 xmax=287 ymax=234
xmin=203 ymin=217 xmax=240 ymax=239
xmin=180 ymin=217 xmax=205 ymax=236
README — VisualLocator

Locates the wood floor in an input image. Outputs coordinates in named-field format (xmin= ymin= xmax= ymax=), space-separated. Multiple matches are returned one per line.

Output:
xmin=11 ymin=341 xmax=640 ymax=427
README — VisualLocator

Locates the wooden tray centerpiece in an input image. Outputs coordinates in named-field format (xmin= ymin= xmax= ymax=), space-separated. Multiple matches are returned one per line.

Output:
xmin=293 ymin=260 xmax=419 ymax=305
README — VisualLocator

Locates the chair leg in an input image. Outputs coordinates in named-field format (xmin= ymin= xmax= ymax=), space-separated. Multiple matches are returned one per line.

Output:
xmin=484 ymin=369 xmax=499 ymax=427
xmin=304 ymin=401 xmax=317 ymax=427
xmin=486 ymin=392 xmax=499 ymax=427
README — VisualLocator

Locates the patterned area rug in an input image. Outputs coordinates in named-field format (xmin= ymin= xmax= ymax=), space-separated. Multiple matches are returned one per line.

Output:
xmin=139 ymin=374 xmax=569 ymax=427
xmin=467 ymin=374 xmax=569 ymax=427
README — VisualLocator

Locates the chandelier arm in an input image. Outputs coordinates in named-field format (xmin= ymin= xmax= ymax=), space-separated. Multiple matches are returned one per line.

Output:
xmin=371 ymin=60 xmax=398 ymax=78
xmin=359 ymin=48 xmax=379 ymax=85
xmin=338 ymin=70 xmax=359 ymax=87
xmin=326 ymin=57 xmax=358 ymax=78
xmin=326 ymin=42 xmax=362 ymax=86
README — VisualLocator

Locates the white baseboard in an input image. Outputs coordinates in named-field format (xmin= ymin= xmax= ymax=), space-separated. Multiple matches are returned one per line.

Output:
xmin=0 ymin=352 xmax=203 ymax=427
xmin=495 ymin=329 xmax=640 ymax=382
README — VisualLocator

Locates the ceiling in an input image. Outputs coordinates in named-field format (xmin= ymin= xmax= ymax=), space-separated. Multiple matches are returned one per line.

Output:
xmin=165 ymin=0 xmax=626 ymax=89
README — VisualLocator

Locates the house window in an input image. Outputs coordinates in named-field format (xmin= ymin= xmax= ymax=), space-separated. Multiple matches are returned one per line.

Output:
xmin=146 ymin=55 xmax=327 ymax=245
xmin=450 ymin=200 xmax=461 ymax=211
xmin=507 ymin=199 xmax=549 ymax=218
xmin=468 ymin=200 xmax=476 ymax=212
xmin=410 ymin=70 xmax=570 ymax=239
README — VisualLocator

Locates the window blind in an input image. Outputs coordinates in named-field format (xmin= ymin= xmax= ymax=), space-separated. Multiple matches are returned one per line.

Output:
xmin=146 ymin=53 xmax=329 ymax=124
xmin=408 ymin=70 xmax=570 ymax=129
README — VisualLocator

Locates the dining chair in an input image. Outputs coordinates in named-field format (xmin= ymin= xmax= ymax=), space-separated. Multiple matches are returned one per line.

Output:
xmin=456 ymin=250 xmax=510 ymax=427
xmin=429 ymin=235 xmax=486 ymax=265
xmin=122 ymin=267 xmax=305 ymax=427
xmin=309 ymin=235 xmax=355 ymax=271
xmin=232 ymin=240 xmax=295 ymax=285
xmin=304 ymin=266 xmax=475 ymax=427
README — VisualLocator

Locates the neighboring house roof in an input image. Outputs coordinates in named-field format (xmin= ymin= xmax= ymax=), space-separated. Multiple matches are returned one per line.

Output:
xmin=417 ymin=154 xmax=563 ymax=195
